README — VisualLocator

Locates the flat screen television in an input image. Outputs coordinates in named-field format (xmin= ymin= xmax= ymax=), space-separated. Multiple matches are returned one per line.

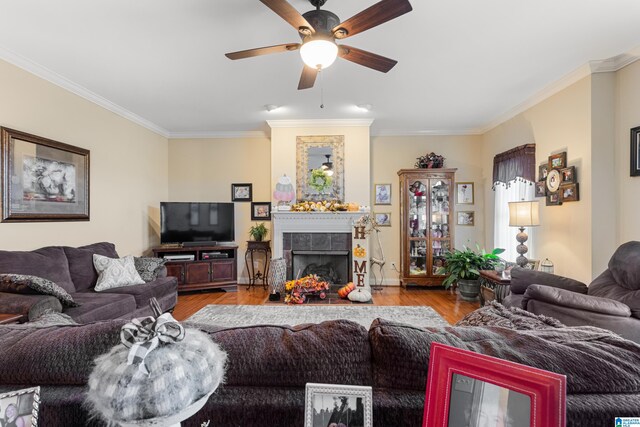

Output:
xmin=160 ymin=202 xmax=235 ymax=245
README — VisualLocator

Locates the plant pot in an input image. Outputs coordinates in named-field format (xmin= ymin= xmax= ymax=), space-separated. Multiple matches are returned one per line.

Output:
xmin=457 ymin=279 xmax=480 ymax=301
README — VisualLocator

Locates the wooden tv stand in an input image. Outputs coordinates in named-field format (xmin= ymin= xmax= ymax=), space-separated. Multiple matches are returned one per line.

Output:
xmin=153 ymin=244 xmax=238 ymax=292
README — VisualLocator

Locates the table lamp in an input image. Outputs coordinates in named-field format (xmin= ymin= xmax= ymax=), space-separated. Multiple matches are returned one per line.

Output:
xmin=508 ymin=201 xmax=540 ymax=267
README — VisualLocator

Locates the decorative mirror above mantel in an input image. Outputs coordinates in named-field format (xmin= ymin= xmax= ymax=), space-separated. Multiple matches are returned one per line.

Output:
xmin=296 ymin=135 xmax=344 ymax=201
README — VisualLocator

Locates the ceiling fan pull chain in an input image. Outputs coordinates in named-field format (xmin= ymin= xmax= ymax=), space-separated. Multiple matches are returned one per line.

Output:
xmin=320 ymin=69 xmax=325 ymax=108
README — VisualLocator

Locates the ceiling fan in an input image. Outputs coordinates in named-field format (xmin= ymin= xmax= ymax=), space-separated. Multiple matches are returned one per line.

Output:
xmin=225 ymin=0 xmax=413 ymax=90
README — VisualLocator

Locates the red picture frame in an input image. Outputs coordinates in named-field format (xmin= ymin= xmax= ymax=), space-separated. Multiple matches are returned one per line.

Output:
xmin=423 ymin=343 xmax=566 ymax=427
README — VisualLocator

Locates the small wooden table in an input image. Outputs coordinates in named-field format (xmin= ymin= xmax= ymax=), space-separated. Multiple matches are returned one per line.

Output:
xmin=0 ymin=313 xmax=25 ymax=324
xmin=245 ymin=240 xmax=271 ymax=290
xmin=479 ymin=270 xmax=511 ymax=306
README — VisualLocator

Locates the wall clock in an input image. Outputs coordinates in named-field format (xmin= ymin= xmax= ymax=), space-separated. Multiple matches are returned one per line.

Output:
xmin=546 ymin=169 xmax=561 ymax=193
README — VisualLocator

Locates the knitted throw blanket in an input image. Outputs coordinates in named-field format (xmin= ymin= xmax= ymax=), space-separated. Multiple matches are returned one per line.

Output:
xmin=455 ymin=301 xmax=565 ymax=329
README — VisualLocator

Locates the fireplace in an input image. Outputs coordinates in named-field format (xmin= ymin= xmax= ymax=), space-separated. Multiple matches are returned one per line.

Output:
xmin=285 ymin=232 xmax=352 ymax=283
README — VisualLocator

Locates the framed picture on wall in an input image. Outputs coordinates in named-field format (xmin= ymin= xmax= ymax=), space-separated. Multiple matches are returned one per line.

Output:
xmin=374 ymin=183 xmax=391 ymax=205
xmin=631 ymin=126 xmax=640 ymax=176
xmin=456 ymin=182 xmax=474 ymax=204
xmin=456 ymin=211 xmax=474 ymax=226
xmin=560 ymin=166 xmax=576 ymax=184
xmin=548 ymin=152 xmax=567 ymax=170
xmin=374 ymin=212 xmax=391 ymax=226
xmin=231 ymin=183 xmax=252 ymax=202
xmin=560 ymin=183 xmax=579 ymax=202
xmin=538 ymin=163 xmax=549 ymax=181
xmin=251 ymin=202 xmax=271 ymax=220
xmin=534 ymin=181 xmax=546 ymax=198
xmin=1 ymin=127 xmax=90 ymax=222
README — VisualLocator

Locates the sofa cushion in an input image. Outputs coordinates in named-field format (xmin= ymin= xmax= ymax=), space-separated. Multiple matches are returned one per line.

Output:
xmin=0 ymin=274 xmax=79 ymax=307
xmin=0 ymin=246 xmax=75 ymax=293
xmin=207 ymin=320 xmax=372 ymax=388
xmin=608 ymin=241 xmax=640 ymax=291
xmin=63 ymin=293 xmax=137 ymax=323
xmin=369 ymin=318 xmax=640 ymax=394
xmin=93 ymin=255 xmax=144 ymax=291
xmin=102 ymin=277 xmax=177 ymax=308
xmin=0 ymin=320 xmax=125 ymax=385
xmin=589 ymin=272 xmax=640 ymax=318
xmin=63 ymin=242 xmax=119 ymax=292
xmin=134 ymin=257 xmax=166 ymax=282
xmin=510 ymin=267 xmax=588 ymax=296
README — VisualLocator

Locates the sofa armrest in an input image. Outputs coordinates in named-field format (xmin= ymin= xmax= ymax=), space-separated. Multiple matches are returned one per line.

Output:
xmin=510 ymin=267 xmax=588 ymax=295
xmin=523 ymin=284 xmax=631 ymax=317
xmin=155 ymin=265 xmax=168 ymax=279
xmin=0 ymin=292 xmax=62 ymax=320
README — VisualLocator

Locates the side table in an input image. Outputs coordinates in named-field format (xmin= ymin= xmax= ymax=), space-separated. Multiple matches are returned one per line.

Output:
xmin=245 ymin=240 xmax=271 ymax=290
xmin=479 ymin=270 xmax=511 ymax=306
xmin=0 ymin=313 xmax=25 ymax=324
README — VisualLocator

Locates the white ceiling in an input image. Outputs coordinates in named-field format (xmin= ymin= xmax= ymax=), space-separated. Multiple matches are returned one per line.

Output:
xmin=1 ymin=0 xmax=640 ymax=137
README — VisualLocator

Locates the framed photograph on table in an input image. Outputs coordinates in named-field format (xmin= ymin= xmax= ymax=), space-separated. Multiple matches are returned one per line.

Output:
xmin=231 ymin=183 xmax=252 ymax=202
xmin=456 ymin=182 xmax=474 ymax=204
xmin=0 ymin=386 xmax=40 ymax=427
xmin=524 ymin=259 xmax=540 ymax=271
xmin=422 ymin=343 xmax=566 ymax=427
xmin=251 ymin=202 xmax=271 ymax=220
xmin=374 ymin=212 xmax=391 ymax=226
xmin=457 ymin=211 xmax=474 ymax=226
xmin=631 ymin=126 xmax=640 ymax=176
xmin=374 ymin=183 xmax=391 ymax=205
xmin=1 ymin=127 xmax=90 ymax=222
xmin=304 ymin=383 xmax=372 ymax=427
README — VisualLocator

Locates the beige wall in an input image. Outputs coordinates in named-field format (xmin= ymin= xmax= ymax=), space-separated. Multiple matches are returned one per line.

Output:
xmin=371 ymin=135 xmax=484 ymax=285
xmin=168 ymin=137 xmax=271 ymax=282
xmin=0 ymin=59 xmax=168 ymax=256
xmin=269 ymin=123 xmax=371 ymax=205
xmin=482 ymin=76 xmax=593 ymax=283
xmin=616 ymin=60 xmax=640 ymax=244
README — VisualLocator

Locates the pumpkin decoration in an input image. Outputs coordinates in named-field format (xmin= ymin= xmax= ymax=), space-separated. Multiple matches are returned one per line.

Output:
xmin=338 ymin=282 xmax=355 ymax=299
xmin=348 ymin=289 xmax=372 ymax=303
xmin=353 ymin=245 xmax=366 ymax=259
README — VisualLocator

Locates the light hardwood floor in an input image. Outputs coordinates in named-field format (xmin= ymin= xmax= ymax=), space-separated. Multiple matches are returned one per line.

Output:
xmin=173 ymin=286 xmax=480 ymax=325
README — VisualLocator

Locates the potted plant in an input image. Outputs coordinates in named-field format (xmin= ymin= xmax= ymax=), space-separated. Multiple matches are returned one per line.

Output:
xmin=437 ymin=246 xmax=505 ymax=301
xmin=249 ymin=223 xmax=268 ymax=242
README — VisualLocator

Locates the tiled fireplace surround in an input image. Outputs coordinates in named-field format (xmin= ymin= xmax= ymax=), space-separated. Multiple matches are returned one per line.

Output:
xmin=283 ymin=232 xmax=352 ymax=283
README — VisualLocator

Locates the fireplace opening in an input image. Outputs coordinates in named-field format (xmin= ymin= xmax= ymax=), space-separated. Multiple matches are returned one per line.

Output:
xmin=291 ymin=250 xmax=351 ymax=285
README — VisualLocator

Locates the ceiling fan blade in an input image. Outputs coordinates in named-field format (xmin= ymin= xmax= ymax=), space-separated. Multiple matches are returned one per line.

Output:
xmin=298 ymin=65 xmax=318 ymax=90
xmin=332 ymin=0 xmax=412 ymax=39
xmin=225 ymin=43 xmax=300 ymax=60
xmin=260 ymin=0 xmax=315 ymax=34
xmin=338 ymin=45 xmax=397 ymax=73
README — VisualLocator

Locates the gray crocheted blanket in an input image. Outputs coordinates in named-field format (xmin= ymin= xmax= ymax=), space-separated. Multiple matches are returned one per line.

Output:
xmin=455 ymin=301 xmax=566 ymax=329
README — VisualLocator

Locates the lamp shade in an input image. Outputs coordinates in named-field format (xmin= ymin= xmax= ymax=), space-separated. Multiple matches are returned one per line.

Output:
xmin=508 ymin=201 xmax=540 ymax=227
xmin=300 ymin=39 xmax=338 ymax=70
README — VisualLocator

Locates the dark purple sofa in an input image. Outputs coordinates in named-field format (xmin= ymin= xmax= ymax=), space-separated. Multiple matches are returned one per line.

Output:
xmin=0 ymin=242 xmax=177 ymax=323
xmin=0 ymin=316 xmax=639 ymax=427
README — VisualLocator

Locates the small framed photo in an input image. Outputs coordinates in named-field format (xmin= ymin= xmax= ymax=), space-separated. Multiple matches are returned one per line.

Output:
xmin=546 ymin=192 xmax=562 ymax=206
xmin=538 ymin=163 xmax=549 ymax=181
xmin=231 ymin=183 xmax=252 ymax=202
xmin=251 ymin=202 xmax=271 ymax=220
xmin=524 ymin=259 xmax=540 ymax=271
xmin=534 ymin=181 xmax=546 ymax=198
xmin=631 ymin=126 xmax=640 ymax=176
xmin=1 ymin=127 xmax=90 ymax=222
xmin=560 ymin=166 xmax=576 ymax=184
xmin=374 ymin=212 xmax=391 ymax=226
xmin=560 ymin=183 xmax=579 ymax=202
xmin=304 ymin=383 xmax=372 ymax=427
xmin=0 ymin=387 xmax=40 ymax=427
xmin=548 ymin=152 xmax=567 ymax=170
xmin=423 ymin=343 xmax=566 ymax=427
xmin=456 ymin=182 xmax=474 ymax=204
xmin=456 ymin=211 xmax=474 ymax=226
xmin=374 ymin=183 xmax=391 ymax=205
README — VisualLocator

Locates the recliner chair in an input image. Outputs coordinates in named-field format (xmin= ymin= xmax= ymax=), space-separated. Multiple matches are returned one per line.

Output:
xmin=503 ymin=241 xmax=640 ymax=343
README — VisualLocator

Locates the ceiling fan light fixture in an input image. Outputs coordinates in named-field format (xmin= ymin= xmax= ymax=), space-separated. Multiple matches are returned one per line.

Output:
xmin=265 ymin=104 xmax=279 ymax=112
xmin=356 ymin=103 xmax=373 ymax=111
xmin=300 ymin=38 xmax=338 ymax=70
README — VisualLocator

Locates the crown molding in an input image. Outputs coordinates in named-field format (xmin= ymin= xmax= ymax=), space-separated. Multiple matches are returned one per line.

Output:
xmin=372 ymin=128 xmax=483 ymax=137
xmin=267 ymin=119 xmax=374 ymax=128
xmin=0 ymin=45 xmax=170 ymax=138
xmin=590 ymin=50 xmax=640 ymax=73
xmin=168 ymin=130 xmax=268 ymax=139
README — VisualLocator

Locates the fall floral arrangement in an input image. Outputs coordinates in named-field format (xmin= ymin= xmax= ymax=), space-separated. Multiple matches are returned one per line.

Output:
xmin=292 ymin=200 xmax=355 ymax=212
xmin=284 ymin=274 xmax=330 ymax=304
xmin=415 ymin=152 xmax=445 ymax=168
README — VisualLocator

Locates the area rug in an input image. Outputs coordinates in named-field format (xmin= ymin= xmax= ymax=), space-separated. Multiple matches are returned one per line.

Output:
xmin=185 ymin=305 xmax=449 ymax=329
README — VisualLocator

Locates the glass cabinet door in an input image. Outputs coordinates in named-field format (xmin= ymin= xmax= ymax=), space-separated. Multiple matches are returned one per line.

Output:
xmin=407 ymin=179 xmax=428 ymax=276
xmin=430 ymin=179 xmax=451 ymax=275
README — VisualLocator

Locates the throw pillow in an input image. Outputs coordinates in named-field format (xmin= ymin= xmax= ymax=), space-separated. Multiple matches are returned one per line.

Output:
xmin=134 ymin=257 xmax=166 ymax=282
xmin=0 ymin=274 xmax=80 ymax=307
xmin=93 ymin=255 xmax=145 ymax=292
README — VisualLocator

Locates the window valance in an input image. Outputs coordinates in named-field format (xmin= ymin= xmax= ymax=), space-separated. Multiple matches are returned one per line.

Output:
xmin=492 ymin=143 xmax=536 ymax=188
